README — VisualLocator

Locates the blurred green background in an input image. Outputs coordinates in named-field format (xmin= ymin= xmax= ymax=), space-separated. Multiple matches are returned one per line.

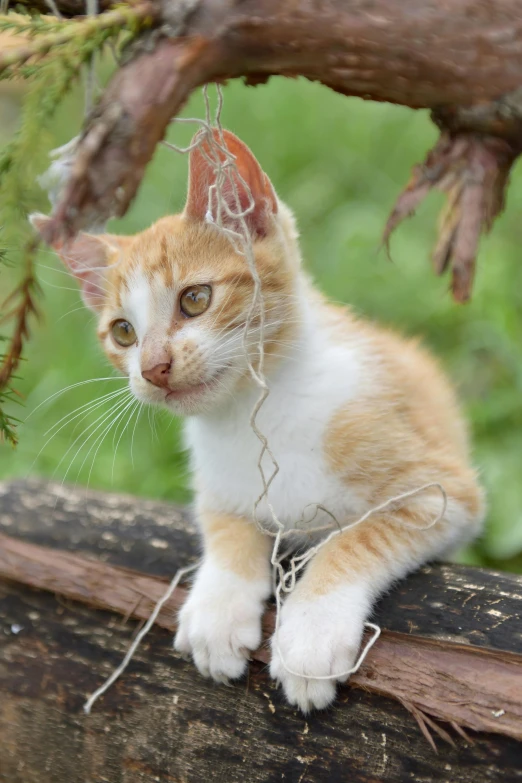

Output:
xmin=1 ymin=75 xmax=522 ymax=572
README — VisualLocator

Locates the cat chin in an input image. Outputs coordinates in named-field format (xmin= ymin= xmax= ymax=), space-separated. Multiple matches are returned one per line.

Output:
xmin=163 ymin=394 xmax=221 ymax=417
xmin=130 ymin=371 xmax=233 ymax=417
xmin=164 ymin=379 xmax=234 ymax=416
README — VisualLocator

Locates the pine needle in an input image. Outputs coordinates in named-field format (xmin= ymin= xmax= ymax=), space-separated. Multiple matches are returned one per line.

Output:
xmin=0 ymin=2 xmax=154 ymax=446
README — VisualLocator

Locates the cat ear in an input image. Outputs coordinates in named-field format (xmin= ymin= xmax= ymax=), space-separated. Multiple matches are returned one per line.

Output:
xmin=30 ymin=213 xmax=127 ymax=311
xmin=184 ymin=129 xmax=278 ymax=238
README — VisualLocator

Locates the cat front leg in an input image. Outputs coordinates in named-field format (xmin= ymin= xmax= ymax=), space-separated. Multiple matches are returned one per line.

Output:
xmin=174 ymin=510 xmax=272 ymax=682
xmin=270 ymin=491 xmax=481 ymax=712
xmin=270 ymin=578 xmax=371 ymax=712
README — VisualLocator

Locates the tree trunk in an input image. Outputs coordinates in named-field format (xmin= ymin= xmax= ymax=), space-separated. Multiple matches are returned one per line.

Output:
xmin=1 ymin=479 xmax=522 ymax=782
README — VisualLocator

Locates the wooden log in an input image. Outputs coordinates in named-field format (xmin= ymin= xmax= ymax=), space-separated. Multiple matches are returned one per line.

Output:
xmin=0 ymin=478 xmax=522 ymax=782
xmin=2 ymin=530 xmax=522 ymax=743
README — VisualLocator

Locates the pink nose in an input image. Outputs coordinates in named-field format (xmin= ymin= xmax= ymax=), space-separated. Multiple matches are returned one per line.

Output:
xmin=141 ymin=362 xmax=172 ymax=389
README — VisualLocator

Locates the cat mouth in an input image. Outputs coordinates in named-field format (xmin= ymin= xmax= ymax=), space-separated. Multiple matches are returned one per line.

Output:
xmin=164 ymin=369 xmax=227 ymax=402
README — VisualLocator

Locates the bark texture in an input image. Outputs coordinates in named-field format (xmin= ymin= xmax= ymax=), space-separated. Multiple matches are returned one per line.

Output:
xmin=2 ymin=529 xmax=522 ymax=742
xmin=1 ymin=479 xmax=522 ymax=783
xmin=34 ymin=0 xmax=522 ymax=301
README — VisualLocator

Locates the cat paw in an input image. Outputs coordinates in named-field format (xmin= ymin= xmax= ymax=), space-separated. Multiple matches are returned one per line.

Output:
xmin=269 ymin=586 xmax=369 ymax=713
xmin=174 ymin=561 xmax=269 ymax=683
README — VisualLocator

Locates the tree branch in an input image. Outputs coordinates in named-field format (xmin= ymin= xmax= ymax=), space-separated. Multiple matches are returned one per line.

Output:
xmin=1 ymin=530 xmax=521 ymax=741
xmin=34 ymin=0 xmax=522 ymax=300
xmin=0 ymin=239 xmax=40 ymax=445
xmin=9 ymin=0 xmax=114 ymax=16
xmin=0 ymin=4 xmax=156 ymax=76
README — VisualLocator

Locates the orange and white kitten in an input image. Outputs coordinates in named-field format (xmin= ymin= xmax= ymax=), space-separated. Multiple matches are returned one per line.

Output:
xmin=32 ymin=130 xmax=484 ymax=713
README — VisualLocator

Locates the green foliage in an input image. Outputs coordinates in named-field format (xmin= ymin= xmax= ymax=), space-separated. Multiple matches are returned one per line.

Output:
xmin=0 ymin=70 xmax=521 ymax=571
xmin=0 ymin=383 xmax=22 ymax=447
xmin=0 ymin=4 xmax=152 ymax=445
xmin=0 ymin=15 xmax=66 ymax=34
xmin=0 ymin=243 xmax=15 ymax=442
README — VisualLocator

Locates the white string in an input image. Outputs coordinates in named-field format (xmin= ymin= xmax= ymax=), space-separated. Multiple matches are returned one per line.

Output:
xmin=44 ymin=0 xmax=63 ymax=19
xmin=84 ymin=0 xmax=98 ymax=117
xmin=83 ymin=562 xmax=199 ymax=714
xmin=272 ymin=482 xmax=447 ymax=680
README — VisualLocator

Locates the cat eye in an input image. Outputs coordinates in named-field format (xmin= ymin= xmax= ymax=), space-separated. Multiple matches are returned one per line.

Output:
xmin=180 ymin=284 xmax=212 ymax=317
xmin=111 ymin=319 xmax=137 ymax=347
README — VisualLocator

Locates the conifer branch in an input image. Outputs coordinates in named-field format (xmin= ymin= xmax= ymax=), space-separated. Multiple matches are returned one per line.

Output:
xmin=12 ymin=0 xmax=113 ymax=15
xmin=0 ymin=3 xmax=156 ymax=77
xmin=0 ymin=239 xmax=40 ymax=446
xmin=0 ymin=1 xmax=155 ymax=445
xmin=0 ymin=240 xmax=40 ymax=390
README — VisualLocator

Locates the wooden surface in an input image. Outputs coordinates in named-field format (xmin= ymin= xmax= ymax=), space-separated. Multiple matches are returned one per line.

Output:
xmin=2 ymin=531 xmax=522 ymax=740
xmin=1 ymin=479 xmax=522 ymax=782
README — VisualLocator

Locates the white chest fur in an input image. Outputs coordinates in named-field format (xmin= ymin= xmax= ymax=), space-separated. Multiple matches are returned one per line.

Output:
xmin=185 ymin=320 xmax=370 ymax=530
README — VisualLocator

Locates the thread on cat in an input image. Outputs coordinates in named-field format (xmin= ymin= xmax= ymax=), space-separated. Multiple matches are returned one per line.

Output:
xmin=168 ymin=90 xmax=450 ymax=679
xmin=83 ymin=562 xmax=198 ymax=714
xmin=271 ymin=482 xmax=447 ymax=680
xmin=163 ymin=88 xmax=284 ymax=530
xmin=82 ymin=86 xmax=449 ymax=710
xmin=83 ymin=481 xmax=446 ymax=713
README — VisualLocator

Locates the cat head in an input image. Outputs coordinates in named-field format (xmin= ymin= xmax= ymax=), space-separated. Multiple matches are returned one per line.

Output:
xmin=32 ymin=129 xmax=302 ymax=415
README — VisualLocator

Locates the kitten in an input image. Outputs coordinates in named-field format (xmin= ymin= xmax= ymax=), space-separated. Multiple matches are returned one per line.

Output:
xmin=32 ymin=129 xmax=484 ymax=713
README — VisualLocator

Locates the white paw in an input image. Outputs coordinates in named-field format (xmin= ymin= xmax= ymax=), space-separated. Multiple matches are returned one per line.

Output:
xmin=174 ymin=561 xmax=270 ymax=683
xmin=270 ymin=584 xmax=370 ymax=713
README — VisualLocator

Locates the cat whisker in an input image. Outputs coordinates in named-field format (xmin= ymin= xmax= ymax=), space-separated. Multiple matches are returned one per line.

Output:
xmin=208 ymin=338 xmax=303 ymax=366
xmin=36 ymin=256 xmax=121 ymax=296
xmin=26 ymin=376 xmax=126 ymax=420
xmin=201 ymin=375 xmax=236 ymax=404
xmin=215 ymin=315 xmax=304 ymax=344
xmin=27 ymin=389 xmax=130 ymax=475
xmin=56 ymin=394 xmax=133 ymax=486
xmin=43 ymin=388 xmax=129 ymax=437
xmin=86 ymin=398 xmax=140 ymax=489
xmin=38 ymin=279 xmax=90 ymax=295
xmin=203 ymin=298 xmax=297 ymax=342
xmin=54 ymin=303 xmax=98 ymax=324
xmin=147 ymin=405 xmax=160 ymax=444
xmin=64 ymin=394 xmax=134 ymax=475
xmin=213 ymin=337 xmax=303 ymax=361
xmin=130 ymin=402 xmax=144 ymax=469
xmin=79 ymin=405 xmax=131 ymax=488
xmin=112 ymin=399 xmax=141 ymax=481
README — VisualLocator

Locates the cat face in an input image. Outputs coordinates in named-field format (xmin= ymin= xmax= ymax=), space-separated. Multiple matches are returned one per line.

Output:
xmin=32 ymin=130 xmax=301 ymax=415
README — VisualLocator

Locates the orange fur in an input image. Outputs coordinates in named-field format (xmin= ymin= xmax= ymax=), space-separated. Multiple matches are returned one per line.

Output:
xmin=36 ymin=130 xmax=483 ymax=596
xmin=199 ymin=510 xmax=272 ymax=580
xmin=35 ymin=128 xmax=485 ymax=711
xmin=323 ymin=305 xmax=479 ymax=509
xmin=95 ymin=215 xmax=299 ymax=388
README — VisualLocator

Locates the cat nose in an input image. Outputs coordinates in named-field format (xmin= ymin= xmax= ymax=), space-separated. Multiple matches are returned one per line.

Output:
xmin=141 ymin=362 xmax=172 ymax=389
